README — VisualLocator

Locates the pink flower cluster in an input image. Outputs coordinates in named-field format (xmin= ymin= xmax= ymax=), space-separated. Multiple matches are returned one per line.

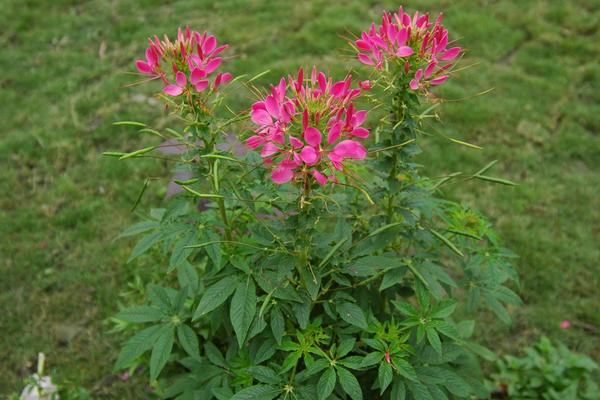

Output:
xmin=354 ymin=6 xmax=462 ymax=91
xmin=136 ymin=27 xmax=232 ymax=97
xmin=247 ymin=67 xmax=369 ymax=185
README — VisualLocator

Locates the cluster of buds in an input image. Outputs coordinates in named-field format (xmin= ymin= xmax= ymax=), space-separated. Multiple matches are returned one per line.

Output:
xmin=354 ymin=6 xmax=462 ymax=91
xmin=247 ymin=66 xmax=369 ymax=185
xmin=135 ymin=27 xmax=232 ymax=97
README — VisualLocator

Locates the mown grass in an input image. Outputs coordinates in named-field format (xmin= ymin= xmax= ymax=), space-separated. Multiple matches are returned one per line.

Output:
xmin=1 ymin=0 xmax=599 ymax=396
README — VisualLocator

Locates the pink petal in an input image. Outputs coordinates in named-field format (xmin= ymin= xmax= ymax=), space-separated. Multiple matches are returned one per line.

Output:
xmin=190 ymin=68 xmax=207 ymax=85
xmin=261 ymin=142 xmax=279 ymax=157
xmin=332 ymin=140 xmax=367 ymax=160
xmin=313 ymin=170 xmax=327 ymax=185
xmin=163 ymin=84 xmax=184 ymax=96
xmin=195 ymin=80 xmax=210 ymax=91
xmin=425 ymin=61 xmax=437 ymax=79
xmin=430 ymin=75 xmax=449 ymax=86
xmin=439 ymin=47 xmax=461 ymax=61
xmin=289 ymin=135 xmax=303 ymax=149
xmin=317 ymin=72 xmax=327 ymax=93
xmin=355 ymin=39 xmax=371 ymax=51
xmin=415 ymin=69 xmax=423 ymax=80
xmin=327 ymin=123 xmax=341 ymax=145
xmin=265 ymin=95 xmax=280 ymax=119
xmin=246 ymin=135 xmax=264 ymax=149
xmin=409 ymin=79 xmax=419 ymax=90
xmin=136 ymin=60 xmax=152 ymax=74
xmin=302 ymin=109 xmax=309 ymax=132
xmin=396 ymin=28 xmax=408 ymax=46
xmin=175 ymin=71 xmax=186 ymax=87
xmin=353 ymin=110 xmax=368 ymax=126
xmin=145 ymin=48 xmax=158 ymax=65
xmin=251 ymin=109 xmax=272 ymax=126
xmin=358 ymin=80 xmax=371 ymax=90
xmin=220 ymin=72 xmax=233 ymax=83
xmin=396 ymin=46 xmax=414 ymax=57
xmin=300 ymin=146 xmax=318 ymax=165
xmin=205 ymin=57 xmax=222 ymax=74
xmin=271 ymin=166 xmax=294 ymax=184
xmin=357 ymin=53 xmax=374 ymax=65
xmin=351 ymin=127 xmax=369 ymax=138
xmin=331 ymin=81 xmax=345 ymax=97
xmin=304 ymin=127 xmax=322 ymax=147
xmin=203 ymin=36 xmax=217 ymax=55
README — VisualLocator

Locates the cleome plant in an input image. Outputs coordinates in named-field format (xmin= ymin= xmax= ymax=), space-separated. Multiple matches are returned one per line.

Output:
xmin=108 ymin=6 xmax=521 ymax=400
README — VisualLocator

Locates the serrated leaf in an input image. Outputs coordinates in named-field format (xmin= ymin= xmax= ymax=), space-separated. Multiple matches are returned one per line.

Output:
xmin=379 ymin=267 xmax=407 ymax=291
xmin=407 ymin=382 xmax=433 ymax=400
xmin=114 ymin=325 xmax=162 ymax=370
xmin=245 ymin=366 xmax=280 ymax=385
xmin=169 ymin=229 xmax=197 ymax=271
xmin=270 ymin=307 xmax=285 ymax=345
xmin=429 ymin=300 xmax=457 ymax=319
xmin=337 ymin=337 xmax=356 ymax=358
xmin=230 ymin=279 xmax=257 ymax=348
xmin=177 ymin=324 xmax=199 ymax=360
xmin=304 ymin=359 xmax=329 ymax=377
xmin=337 ymin=367 xmax=363 ymax=400
xmin=193 ymin=276 xmax=238 ymax=320
xmin=148 ymin=285 xmax=171 ymax=312
xmin=336 ymin=302 xmax=367 ymax=329
xmin=360 ymin=352 xmax=383 ymax=368
xmin=115 ymin=220 xmax=159 ymax=240
xmin=204 ymin=341 xmax=227 ymax=368
xmin=391 ymin=300 xmax=418 ymax=317
xmin=317 ymin=367 xmax=336 ymax=400
xmin=253 ymin=338 xmax=276 ymax=364
xmin=177 ymin=261 xmax=199 ymax=293
xmin=378 ymin=362 xmax=393 ymax=394
xmin=426 ymin=328 xmax=442 ymax=355
xmin=149 ymin=324 xmax=174 ymax=381
xmin=116 ymin=306 xmax=165 ymax=323
xmin=394 ymin=358 xmax=418 ymax=382
xmin=128 ymin=231 xmax=162 ymax=263
xmin=231 ymin=385 xmax=280 ymax=400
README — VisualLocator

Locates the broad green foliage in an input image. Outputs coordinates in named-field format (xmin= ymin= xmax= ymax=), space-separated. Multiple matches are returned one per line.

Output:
xmin=489 ymin=337 xmax=600 ymax=400
xmin=110 ymin=7 xmax=521 ymax=400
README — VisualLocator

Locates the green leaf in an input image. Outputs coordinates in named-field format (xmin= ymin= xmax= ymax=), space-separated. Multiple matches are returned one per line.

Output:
xmin=317 ymin=367 xmax=336 ymax=400
xmin=394 ymin=358 xmax=418 ymax=382
xmin=378 ymin=362 xmax=393 ymax=394
xmin=336 ymin=302 xmax=368 ymax=329
xmin=346 ymin=256 xmax=398 ymax=277
xmin=177 ymin=261 xmax=199 ymax=293
xmin=115 ymin=220 xmax=159 ymax=240
xmin=193 ymin=276 xmax=238 ymax=320
xmin=205 ymin=342 xmax=227 ymax=367
xmin=337 ymin=337 xmax=356 ymax=358
xmin=391 ymin=300 xmax=418 ymax=317
xmin=407 ymin=382 xmax=433 ymax=400
xmin=318 ymin=237 xmax=348 ymax=268
xmin=231 ymin=385 xmax=280 ymax=400
xmin=177 ymin=324 xmax=200 ymax=360
xmin=337 ymin=367 xmax=363 ymax=400
xmin=169 ymin=229 xmax=196 ymax=271
xmin=128 ymin=231 xmax=162 ymax=263
xmin=430 ymin=321 xmax=460 ymax=340
xmin=379 ymin=267 xmax=407 ymax=291
xmin=245 ymin=366 xmax=280 ymax=385
xmin=230 ymin=279 xmax=257 ymax=347
xmin=414 ymin=280 xmax=430 ymax=311
xmin=116 ymin=306 xmax=165 ymax=323
xmin=270 ymin=307 xmax=285 ymax=345
xmin=360 ymin=352 xmax=383 ymax=368
xmin=426 ymin=328 xmax=442 ymax=355
xmin=464 ymin=341 xmax=496 ymax=361
xmin=149 ymin=324 xmax=174 ymax=381
xmin=429 ymin=300 xmax=457 ymax=319
xmin=147 ymin=284 xmax=171 ymax=312
xmin=484 ymin=294 xmax=512 ymax=324
xmin=114 ymin=325 xmax=162 ymax=370
xmin=391 ymin=380 xmax=406 ymax=400
xmin=304 ymin=359 xmax=329 ymax=377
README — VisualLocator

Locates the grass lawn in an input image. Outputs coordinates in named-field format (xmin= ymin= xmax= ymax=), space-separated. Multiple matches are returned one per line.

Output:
xmin=1 ymin=0 xmax=599 ymax=396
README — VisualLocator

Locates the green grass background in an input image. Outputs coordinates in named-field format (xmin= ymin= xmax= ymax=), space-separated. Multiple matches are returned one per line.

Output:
xmin=1 ymin=0 xmax=599 ymax=396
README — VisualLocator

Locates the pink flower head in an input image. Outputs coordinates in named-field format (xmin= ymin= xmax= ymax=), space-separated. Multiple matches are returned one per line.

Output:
xmin=560 ymin=320 xmax=571 ymax=329
xmin=247 ymin=66 xmax=369 ymax=185
xmin=353 ymin=7 xmax=462 ymax=91
xmin=135 ymin=27 xmax=233 ymax=96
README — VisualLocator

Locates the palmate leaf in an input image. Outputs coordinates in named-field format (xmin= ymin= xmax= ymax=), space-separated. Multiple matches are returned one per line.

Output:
xmin=270 ymin=306 xmax=285 ymax=345
xmin=317 ymin=367 xmax=336 ymax=400
xmin=336 ymin=302 xmax=368 ymax=329
xmin=337 ymin=367 xmax=363 ymax=400
xmin=231 ymin=385 xmax=281 ymax=400
xmin=128 ymin=230 xmax=162 ymax=263
xmin=150 ymin=324 xmax=174 ymax=381
xmin=193 ymin=276 xmax=238 ymax=320
xmin=230 ymin=279 xmax=257 ymax=347
xmin=378 ymin=362 xmax=393 ymax=394
xmin=116 ymin=306 xmax=165 ymax=323
xmin=177 ymin=324 xmax=200 ymax=360
xmin=114 ymin=324 xmax=163 ymax=370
